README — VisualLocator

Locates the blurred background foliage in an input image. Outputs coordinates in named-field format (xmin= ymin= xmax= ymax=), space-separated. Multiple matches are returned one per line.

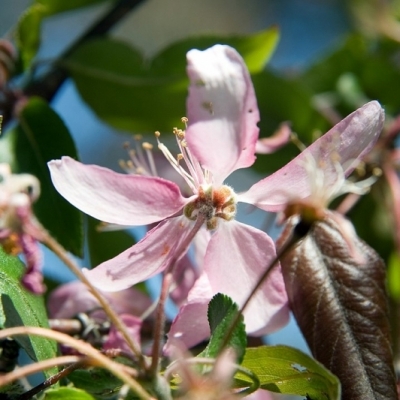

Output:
xmin=1 ymin=0 xmax=400 ymax=381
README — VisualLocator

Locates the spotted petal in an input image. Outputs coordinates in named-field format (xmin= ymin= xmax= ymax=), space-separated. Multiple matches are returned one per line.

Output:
xmin=240 ymin=101 xmax=384 ymax=212
xmin=83 ymin=216 xmax=193 ymax=291
xmin=48 ymin=156 xmax=189 ymax=225
xmin=185 ymin=45 xmax=260 ymax=186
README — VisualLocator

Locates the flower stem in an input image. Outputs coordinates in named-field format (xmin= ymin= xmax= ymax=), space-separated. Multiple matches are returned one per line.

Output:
xmin=40 ymin=229 xmax=147 ymax=372
xmin=149 ymin=215 xmax=206 ymax=375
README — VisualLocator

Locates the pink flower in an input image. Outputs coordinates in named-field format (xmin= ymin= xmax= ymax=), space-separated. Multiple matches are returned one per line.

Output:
xmin=0 ymin=164 xmax=44 ymax=294
xmin=48 ymin=45 xmax=289 ymax=339
xmin=166 ymin=100 xmax=384 ymax=348
xmin=48 ymin=280 xmax=152 ymax=352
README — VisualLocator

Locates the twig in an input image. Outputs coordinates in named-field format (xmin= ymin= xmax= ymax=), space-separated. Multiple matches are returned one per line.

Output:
xmin=40 ymin=229 xmax=147 ymax=371
xmin=0 ymin=326 xmax=153 ymax=400
xmin=2 ymin=0 xmax=147 ymax=128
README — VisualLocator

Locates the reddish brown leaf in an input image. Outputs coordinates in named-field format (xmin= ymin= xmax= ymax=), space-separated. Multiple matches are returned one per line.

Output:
xmin=278 ymin=214 xmax=398 ymax=399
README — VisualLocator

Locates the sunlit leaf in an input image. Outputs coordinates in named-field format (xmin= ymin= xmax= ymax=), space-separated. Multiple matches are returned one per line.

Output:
xmin=235 ymin=345 xmax=340 ymax=399
xmin=278 ymin=215 xmax=398 ymax=399
xmin=16 ymin=3 xmax=47 ymax=69
xmin=65 ymin=29 xmax=279 ymax=133
xmin=16 ymin=0 xmax=114 ymax=69
xmin=1 ymin=97 xmax=83 ymax=256
xmin=388 ymin=252 xmax=400 ymax=300
xmin=0 ymin=248 xmax=57 ymax=380
xmin=44 ymin=387 xmax=96 ymax=400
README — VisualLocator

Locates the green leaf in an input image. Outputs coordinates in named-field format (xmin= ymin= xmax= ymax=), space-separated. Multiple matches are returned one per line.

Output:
xmin=151 ymin=27 xmax=279 ymax=75
xmin=44 ymin=387 xmax=96 ymax=400
xmin=198 ymin=294 xmax=246 ymax=364
xmin=388 ymin=251 xmax=400 ymax=300
xmin=0 ymin=248 xmax=57 ymax=379
xmin=36 ymin=0 xmax=113 ymax=14
xmin=236 ymin=345 xmax=340 ymax=400
xmin=65 ymin=29 xmax=279 ymax=133
xmin=87 ymin=216 xmax=136 ymax=267
xmin=16 ymin=0 xmax=114 ymax=69
xmin=301 ymin=34 xmax=400 ymax=115
xmin=251 ymin=69 xmax=329 ymax=174
xmin=16 ymin=4 xmax=48 ymax=69
xmin=68 ymin=368 xmax=122 ymax=398
xmin=1 ymin=97 xmax=83 ymax=256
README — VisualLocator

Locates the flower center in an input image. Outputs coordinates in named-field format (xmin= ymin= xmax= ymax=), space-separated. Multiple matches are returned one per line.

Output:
xmin=183 ymin=184 xmax=237 ymax=230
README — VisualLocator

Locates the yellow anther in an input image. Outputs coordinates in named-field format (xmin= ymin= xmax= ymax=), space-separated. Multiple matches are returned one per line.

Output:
xmin=134 ymin=134 xmax=143 ymax=141
xmin=155 ymin=131 xmax=161 ymax=138
xmin=142 ymin=142 xmax=153 ymax=150
xmin=119 ymin=160 xmax=126 ymax=169
xmin=181 ymin=117 xmax=188 ymax=123
xmin=372 ymin=167 xmax=383 ymax=177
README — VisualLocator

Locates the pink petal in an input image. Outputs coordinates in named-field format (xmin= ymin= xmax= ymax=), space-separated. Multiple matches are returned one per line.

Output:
xmin=255 ymin=122 xmax=291 ymax=154
xmin=104 ymin=314 xmax=142 ymax=353
xmin=240 ymin=101 xmax=384 ymax=212
xmin=170 ymin=254 xmax=200 ymax=307
xmin=383 ymin=162 xmax=400 ymax=251
xmin=204 ymin=221 xmax=289 ymax=335
xmin=185 ymin=45 xmax=260 ymax=186
xmin=48 ymin=281 xmax=152 ymax=319
xmin=165 ymin=274 xmax=213 ymax=352
xmin=244 ymin=389 xmax=275 ymax=400
xmin=170 ymin=227 xmax=210 ymax=307
xmin=83 ymin=216 xmax=193 ymax=291
xmin=48 ymin=156 xmax=188 ymax=225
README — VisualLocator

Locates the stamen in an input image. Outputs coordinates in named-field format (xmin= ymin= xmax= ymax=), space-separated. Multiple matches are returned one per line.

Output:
xmin=156 ymin=134 xmax=197 ymax=193
xmin=142 ymin=142 xmax=158 ymax=176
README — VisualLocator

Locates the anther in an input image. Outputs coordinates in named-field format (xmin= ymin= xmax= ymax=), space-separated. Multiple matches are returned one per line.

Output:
xmin=142 ymin=142 xmax=153 ymax=150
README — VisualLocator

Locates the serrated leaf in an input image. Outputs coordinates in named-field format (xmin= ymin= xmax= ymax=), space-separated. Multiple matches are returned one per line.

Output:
xmin=278 ymin=215 xmax=398 ymax=399
xmin=44 ymin=387 xmax=96 ymax=400
xmin=64 ymin=29 xmax=278 ymax=133
xmin=0 ymin=248 xmax=57 ymax=379
xmin=16 ymin=0 xmax=114 ymax=69
xmin=1 ymin=97 xmax=83 ymax=255
xmin=198 ymin=294 xmax=246 ymax=363
xmin=235 ymin=345 xmax=340 ymax=399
